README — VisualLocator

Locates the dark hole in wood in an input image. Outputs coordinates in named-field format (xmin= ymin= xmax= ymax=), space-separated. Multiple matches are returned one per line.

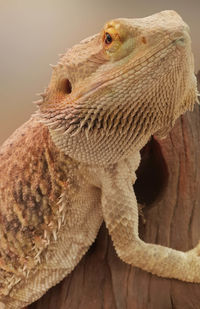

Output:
xmin=59 ymin=78 xmax=72 ymax=94
xmin=134 ymin=136 xmax=169 ymax=206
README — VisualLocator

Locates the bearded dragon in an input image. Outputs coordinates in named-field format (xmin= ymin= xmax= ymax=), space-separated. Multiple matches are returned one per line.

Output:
xmin=0 ymin=10 xmax=199 ymax=309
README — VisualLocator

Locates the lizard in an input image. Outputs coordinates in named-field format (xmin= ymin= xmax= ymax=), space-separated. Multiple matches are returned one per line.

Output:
xmin=0 ymin=9 xmax=199 ymax=308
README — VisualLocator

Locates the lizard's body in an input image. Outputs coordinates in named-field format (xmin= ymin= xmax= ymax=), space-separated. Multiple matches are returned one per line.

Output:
xmin=0 ymin=10 xmax=199 ymax=308
xmin=0 ymin=117 xmax=103 ymax=306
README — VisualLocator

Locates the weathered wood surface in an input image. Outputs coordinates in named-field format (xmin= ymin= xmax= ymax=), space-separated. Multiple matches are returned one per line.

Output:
xmin=29 ymin=75 xmax=200 ymax=309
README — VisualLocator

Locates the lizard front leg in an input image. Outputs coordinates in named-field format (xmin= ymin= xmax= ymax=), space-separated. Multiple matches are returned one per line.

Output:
xmin=99 ymin=153 xmax=200 ymax=283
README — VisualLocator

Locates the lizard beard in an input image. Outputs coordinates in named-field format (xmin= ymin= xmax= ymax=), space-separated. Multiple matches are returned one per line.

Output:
xmin=47 ymin=80 xmax=197 ymax=167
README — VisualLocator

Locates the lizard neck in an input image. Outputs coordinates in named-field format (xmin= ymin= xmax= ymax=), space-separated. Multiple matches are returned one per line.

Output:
xmin=49 ymin=126 xmax=151 ymax=166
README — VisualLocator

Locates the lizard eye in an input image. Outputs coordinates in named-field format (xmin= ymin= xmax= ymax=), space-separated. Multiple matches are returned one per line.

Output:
xmin=102 ymin=23 xmax=124 ymax=56
xmin=105 ymin=32 xmax=113 ymax=45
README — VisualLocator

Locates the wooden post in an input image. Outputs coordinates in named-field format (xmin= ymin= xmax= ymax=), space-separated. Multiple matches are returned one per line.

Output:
xmin=29 ymin=75 xmax=200 ymax=309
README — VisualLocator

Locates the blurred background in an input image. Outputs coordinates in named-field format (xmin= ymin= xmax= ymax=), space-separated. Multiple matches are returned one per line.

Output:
xmin=0 ymin=0 xmax=199 ymax=144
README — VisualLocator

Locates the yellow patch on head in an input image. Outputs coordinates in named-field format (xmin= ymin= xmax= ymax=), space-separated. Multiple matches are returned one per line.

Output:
xmin=102 ymin=24 xmax=122 ymax=53
xmin=101 ymin=20 xmax=134 ymax=61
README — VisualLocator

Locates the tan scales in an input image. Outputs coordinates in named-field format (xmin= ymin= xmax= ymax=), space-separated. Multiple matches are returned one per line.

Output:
xmin=0 ymin=10 xmax=199 ymax=308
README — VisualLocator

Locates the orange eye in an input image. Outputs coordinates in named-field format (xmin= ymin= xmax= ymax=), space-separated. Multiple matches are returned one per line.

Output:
xmin=104 ymin=32 xmax=113 ymax=44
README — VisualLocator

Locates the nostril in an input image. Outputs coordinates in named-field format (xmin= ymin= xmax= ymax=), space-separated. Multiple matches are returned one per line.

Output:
xmin=172 ymin=37 xmax=185 ymax=45
xmin=177 ymin=37 xmax=185 ymax=43
xmin=171 ymin=26 xmax=189 ymax=45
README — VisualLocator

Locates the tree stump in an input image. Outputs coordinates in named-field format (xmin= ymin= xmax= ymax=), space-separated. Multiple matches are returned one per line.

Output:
xmin=28 ymin=75 xmax=200 ymax=309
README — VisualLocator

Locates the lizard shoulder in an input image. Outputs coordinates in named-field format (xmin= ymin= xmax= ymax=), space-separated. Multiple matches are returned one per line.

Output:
xmin=0 ymin=117 xmax=81 ymax=292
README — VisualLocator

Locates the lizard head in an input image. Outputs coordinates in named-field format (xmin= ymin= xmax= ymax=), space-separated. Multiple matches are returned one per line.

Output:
xmin=37 ymin=10 xmax=198 ymax=166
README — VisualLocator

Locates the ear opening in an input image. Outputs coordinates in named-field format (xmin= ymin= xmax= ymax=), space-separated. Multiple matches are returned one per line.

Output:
xmin=59 ymin=78 xmax=72 ymax=94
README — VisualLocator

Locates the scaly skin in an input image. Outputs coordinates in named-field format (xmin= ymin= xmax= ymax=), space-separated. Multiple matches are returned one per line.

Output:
xmin=0 ymin=10 xmax=199 ymax=308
